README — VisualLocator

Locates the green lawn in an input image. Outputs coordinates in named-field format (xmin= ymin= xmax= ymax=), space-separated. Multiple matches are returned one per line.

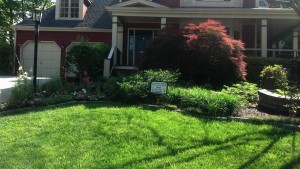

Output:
xmin=0 ymin=103 xmax=299 ymax=169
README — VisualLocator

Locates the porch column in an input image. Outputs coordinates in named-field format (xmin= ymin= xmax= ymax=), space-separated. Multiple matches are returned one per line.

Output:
xmin=293 ymin=29 xmax=298 ymax=58
xmin=112 ymin=16 xmax=118 ymax=64
xmin=161 ymin=17 xmax=166 ymax=29
xmin=117 ymin=27 xmax=123 ymax=65
xmin=261 ymin=19 xmax=268 ymax=57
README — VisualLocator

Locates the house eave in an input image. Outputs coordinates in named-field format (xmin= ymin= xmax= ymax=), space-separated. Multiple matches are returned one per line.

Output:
xmin=106 ymin=7 xmax=299 ymax=19
xmin=12 ymin=26 xmax=112 ymax=32
xmin=111 ymin=0 xmax=169 ymax=8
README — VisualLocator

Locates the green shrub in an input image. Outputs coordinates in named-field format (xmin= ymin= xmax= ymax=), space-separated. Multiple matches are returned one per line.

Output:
xmin=101 ymin=70 xmax=180 ymax=103
xmin=260 ymin=64 xmax=288 ymax=90
xmin=0 ymin=41 xmax=13 ymax=74
xmin=8 ymin=73 xmax=33 ymax=106
xmin=245 ymin=57 xmax=299 ymax=84
xmin=34 ymin=95 xmax=73 ymax=107
xmin=118 ymin=69 xmax=180 ymax=103
xmin=161 ymin=87 xmax=242 ymax=116
xmin=102 ymin=76 xmax=123 ymax=101
xmin=65 ymin=38 xmax=109 ymax=82
xmin=40 ymin=77 xmax=64 ymax=94
xmin=222 ymin=82 xmax=258 ymax=107
xmin=139 ymin=26 xmax=185 ymax=70
xmin=140 ymin=20 xmax=247 ymax=87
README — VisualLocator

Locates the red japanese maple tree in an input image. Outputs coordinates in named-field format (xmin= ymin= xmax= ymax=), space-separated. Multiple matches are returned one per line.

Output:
xmin=140 ymin=19 xmax=247 ymax=86
xmin=181 ymin=19 xmax=247 ymax=85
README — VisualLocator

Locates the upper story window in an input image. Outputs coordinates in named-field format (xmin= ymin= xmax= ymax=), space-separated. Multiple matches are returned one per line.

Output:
xmin=258 ymin=0 xmax=269 ymax=8
xmin=60 ymin=0 xmax=80 ymax=18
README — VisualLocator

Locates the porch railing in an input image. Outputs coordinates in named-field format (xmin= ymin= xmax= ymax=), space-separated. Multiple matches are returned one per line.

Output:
xmin=103 ymin=46 xmax=121 ymax=77
xmin=244 ymin=48 xmax=300 ymax=58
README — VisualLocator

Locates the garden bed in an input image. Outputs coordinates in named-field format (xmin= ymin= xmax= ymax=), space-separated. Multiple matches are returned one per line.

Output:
xmin=258 ymin=89 xmax=300 ymax=115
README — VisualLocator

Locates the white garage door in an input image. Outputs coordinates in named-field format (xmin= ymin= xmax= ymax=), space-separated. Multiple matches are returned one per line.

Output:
xmin=22 ymin=41 xmax=61 ymax=77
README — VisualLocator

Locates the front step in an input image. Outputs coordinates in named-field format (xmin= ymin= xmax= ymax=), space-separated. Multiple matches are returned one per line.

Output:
xmin=112 ymin=66 xmax=139 ymax=77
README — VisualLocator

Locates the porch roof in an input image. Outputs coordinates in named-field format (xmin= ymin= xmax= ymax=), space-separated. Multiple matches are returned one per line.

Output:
xmin=106 ymin=7 xmax=299 ymax=20
xmin=107 ymin=7 xmax=300 ymax=42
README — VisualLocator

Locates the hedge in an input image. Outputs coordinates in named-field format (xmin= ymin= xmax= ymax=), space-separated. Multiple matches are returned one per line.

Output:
xmin=245 ymin=57 xmax=300 ymax=84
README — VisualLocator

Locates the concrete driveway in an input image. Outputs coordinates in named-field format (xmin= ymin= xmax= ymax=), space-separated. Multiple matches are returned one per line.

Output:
xmin=0 ymin=76 xmax=17 ymax=103
xmin=0 ymin=76 xmax=52 ymax=103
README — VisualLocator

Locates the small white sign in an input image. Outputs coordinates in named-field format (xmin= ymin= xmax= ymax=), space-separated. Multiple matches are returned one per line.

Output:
xmin=151 ymin=82 xmax=168 ymax=94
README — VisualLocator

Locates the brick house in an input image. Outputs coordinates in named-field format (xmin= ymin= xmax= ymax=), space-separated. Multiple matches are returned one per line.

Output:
xmin=13 ymin=0 xmax=300 ymax=77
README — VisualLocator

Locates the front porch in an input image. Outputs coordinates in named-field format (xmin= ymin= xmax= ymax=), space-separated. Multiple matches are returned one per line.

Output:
xmin=104 ymin=4 xmax=300 ymax=77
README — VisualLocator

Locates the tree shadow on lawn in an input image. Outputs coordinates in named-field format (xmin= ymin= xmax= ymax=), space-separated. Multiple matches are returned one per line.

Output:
xmin=279 ymin=131 xmax=300 ymax=169
xmin=111 ymin=118 xmax=298 ymax=169
xmin=1 ymin=102 xmax=299 ymax=168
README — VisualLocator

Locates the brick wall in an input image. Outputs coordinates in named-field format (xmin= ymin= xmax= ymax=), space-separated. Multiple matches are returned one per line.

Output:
xmin=15 ymin=30 xmax=112 ymax=74
xmin=243 ymin=0 xmax=255 ymax=8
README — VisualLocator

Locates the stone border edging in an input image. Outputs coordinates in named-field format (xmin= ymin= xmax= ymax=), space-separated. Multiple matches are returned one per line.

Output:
xmin=204 ymin=116 xmax=300 ymax=132
xmin=1 ymin=101 xmax=300 ymax=132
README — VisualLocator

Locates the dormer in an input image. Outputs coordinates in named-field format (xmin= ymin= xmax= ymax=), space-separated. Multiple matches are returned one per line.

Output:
xmin=55 ymin=0 xmax=91 ymax=20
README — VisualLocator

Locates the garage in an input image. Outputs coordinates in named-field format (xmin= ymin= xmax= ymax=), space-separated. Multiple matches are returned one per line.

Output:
xmin=21 ymin=41 xmax=61 ymax=77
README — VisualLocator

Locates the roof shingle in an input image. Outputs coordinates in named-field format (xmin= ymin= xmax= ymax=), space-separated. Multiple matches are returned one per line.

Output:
xmin=17 ymin=0 xmax=119 ymax=29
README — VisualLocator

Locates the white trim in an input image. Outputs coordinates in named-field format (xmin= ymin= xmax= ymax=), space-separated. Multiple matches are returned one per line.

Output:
xmin=114 ymin=66 xmax=138 ymax=70
xmin=106 ymin=7 xmax=298 ymax=19
xmin=161 ymin=17 xmax=166 ymax=29
xmin=13 ymin=26 xmax=112 ymax=32
xmin=66 ymin=42 xmax=80 ymax=52
xmin=261 ymin=19 xmax=268 ymax=57
xmin=112 ymin=0 xmax=168 ymax=8
xmin=293 ymin=29 xmax=298 ymax=58
xmin=20 ymin=40 xmax=61 ymax=77
xmin=56 ymin=0 xmax=84 ymax=20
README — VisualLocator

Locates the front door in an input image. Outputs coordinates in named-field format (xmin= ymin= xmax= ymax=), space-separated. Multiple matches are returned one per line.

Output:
xmin=128 ymin=29 xmax=159 ymax=66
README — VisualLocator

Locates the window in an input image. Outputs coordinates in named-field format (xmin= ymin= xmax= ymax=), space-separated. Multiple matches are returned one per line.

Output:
xmin=127 ymin=29 xmax=159 ymax=66
xmin=60 ymin=0 xmax=79 ymax=18
xmin=226 ymin=28 xmax=230 ymax=35
xmin=259 ymin=0 xmax=269 ymax=8
xmin=234 ymin=31 xmax=240 ymax=40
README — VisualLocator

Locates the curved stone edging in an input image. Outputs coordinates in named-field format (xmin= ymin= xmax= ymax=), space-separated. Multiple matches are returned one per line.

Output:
xmin=201 ymin=116 xmax=300 ymax=132
xmin=258 ymin=89 xmax=300 ymax=114
xmin=1 ymin=101 xmax=300 ymax=132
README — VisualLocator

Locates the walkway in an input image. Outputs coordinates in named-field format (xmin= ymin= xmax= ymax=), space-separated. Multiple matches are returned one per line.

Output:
xmin=0 ymin=76 xmax=17 ymax=103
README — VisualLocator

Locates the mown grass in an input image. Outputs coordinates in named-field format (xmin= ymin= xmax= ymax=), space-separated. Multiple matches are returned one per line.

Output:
xmin=0 ymin=102 xmax=299 ymax=169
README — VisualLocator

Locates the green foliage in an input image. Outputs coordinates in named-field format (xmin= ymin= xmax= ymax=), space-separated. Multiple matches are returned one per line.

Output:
xmin=244 ymin=57 xmax=299 ymax=84
xmin=34 ymin=95 xmax=73 ymax=107
xmin=260 ymin=64 xmax=288 ymax=90
xmin=140 ymin=20 xmax=246 ymax=87
xmin=0 ymin=41 xmax=13 ymax=74
xmin=139 ymin=27 xmax=185 ymax=69
xmin=116 ymin=69 xmax=180 ymax=103
xmin=161 ymin=87 xmax=242 ymax=116
xmin=0 ymin=0 xmax=54 ymax=45
xmin=222 ymin=82 xmax=258 ymax=107
xmin=40 ymin=77 xmax=64 ymax=94
xmin=1 ymin=103 xmax=299 ymax=168
xmin=8 ymin=73 xmax=33 ymax=106
xmin=101 ymin=76 xmax=123 ymax=101
xmin=283 ymin=86 xmax=300 ymax=117
xmin=65 ymin=39 xmax=109 ymax=81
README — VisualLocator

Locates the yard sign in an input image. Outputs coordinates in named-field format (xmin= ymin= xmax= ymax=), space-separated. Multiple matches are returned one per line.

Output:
xmin=150 ymin=82 xmax=168 ymax=94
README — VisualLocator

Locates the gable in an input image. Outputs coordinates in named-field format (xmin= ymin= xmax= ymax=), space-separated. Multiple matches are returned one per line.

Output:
xmin=112 ymin=0 xmax=168 ymax=8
